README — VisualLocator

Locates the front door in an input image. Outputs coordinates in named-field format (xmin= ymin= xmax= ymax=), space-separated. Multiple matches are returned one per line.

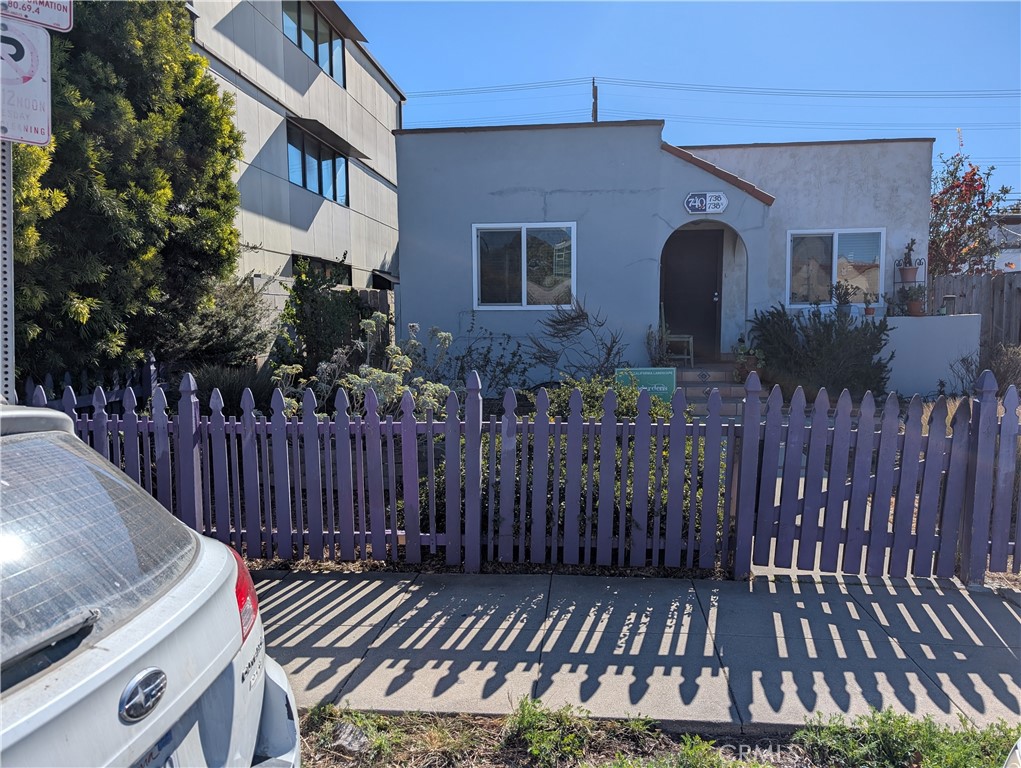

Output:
xmin=661 ymin=229 xmax=723 ymax=361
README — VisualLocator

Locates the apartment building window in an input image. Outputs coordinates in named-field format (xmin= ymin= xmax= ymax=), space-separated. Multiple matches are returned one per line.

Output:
xmin=287 ymin=123 xmax=349 ymax=206
xmin=282 ymin=1 xmax=345 ymax=85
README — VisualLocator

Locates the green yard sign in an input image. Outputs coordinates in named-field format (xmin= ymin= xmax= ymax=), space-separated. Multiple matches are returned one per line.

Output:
xmin=614 ymin=367 xmax=676 ymax=402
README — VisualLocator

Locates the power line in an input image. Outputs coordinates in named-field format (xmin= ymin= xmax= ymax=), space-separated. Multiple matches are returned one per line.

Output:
xmin=599 ymin=108 xmax=1018 ymax=132
xmin=599 ymin=77 xmax=1021 ymax=100
xmin=407 ymin=78 xmax=588 ymax=98
xmin=406 ymin=76 xmax=1020 ymax=100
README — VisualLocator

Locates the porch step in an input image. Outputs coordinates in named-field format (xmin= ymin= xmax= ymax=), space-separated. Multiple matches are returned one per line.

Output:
xmin=687 ymin=396 xmax=746 ymax=419
xmin=676 ymin=361 xmax=740 ymax=385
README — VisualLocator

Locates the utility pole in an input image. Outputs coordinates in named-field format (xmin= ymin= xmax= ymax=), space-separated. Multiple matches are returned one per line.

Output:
xmin=591 ymin=77 xmax=598 ymax=123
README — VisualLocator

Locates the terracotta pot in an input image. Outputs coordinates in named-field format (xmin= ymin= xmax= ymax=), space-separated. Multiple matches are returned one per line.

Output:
xmin=864 ymin=307 xmax=876 ymax=316
xmin=907 ymin=299 xmax=924 ymax=317
xmin=900 ymin=266 xmax=919 ymax=283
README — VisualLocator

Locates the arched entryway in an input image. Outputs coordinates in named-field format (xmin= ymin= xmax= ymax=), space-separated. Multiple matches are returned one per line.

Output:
xmin=660 ymin=222 xmax=747 ymax=362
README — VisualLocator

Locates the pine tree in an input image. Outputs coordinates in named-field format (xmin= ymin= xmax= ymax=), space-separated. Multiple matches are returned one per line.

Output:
xmin=12 ymin=0 xmax=244 ymax=377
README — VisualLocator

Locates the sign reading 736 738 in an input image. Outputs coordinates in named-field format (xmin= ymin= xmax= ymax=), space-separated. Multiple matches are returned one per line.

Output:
xmin=684 ymin=192 xmax=729 ymax=215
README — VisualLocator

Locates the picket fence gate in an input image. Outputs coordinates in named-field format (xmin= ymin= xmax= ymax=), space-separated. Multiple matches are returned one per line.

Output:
xmin=26 ymin=370 xmax=1021 ymax=583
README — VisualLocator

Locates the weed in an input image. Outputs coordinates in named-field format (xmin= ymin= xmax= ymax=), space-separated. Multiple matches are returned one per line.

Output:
xmin=503 ymin=697 xmax=593 ymax=768
xmin=794 ymin=709 xmax=1021 ymax=768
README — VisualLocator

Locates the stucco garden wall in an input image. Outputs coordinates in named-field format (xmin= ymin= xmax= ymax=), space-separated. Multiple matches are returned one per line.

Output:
xmin=886 ymin=315 xmax=981 ymax=396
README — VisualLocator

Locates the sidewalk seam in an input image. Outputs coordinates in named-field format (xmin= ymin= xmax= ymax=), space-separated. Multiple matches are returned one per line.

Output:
xmin=692 ymin=580 xmax=746 ymax=733
xmin=332 ymin=571 xmax=423 ymax=707
xmin=531 ymin=571 xmax=555 ymax=703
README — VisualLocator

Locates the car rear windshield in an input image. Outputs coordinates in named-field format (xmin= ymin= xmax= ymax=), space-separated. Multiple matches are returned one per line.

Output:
xmin=1 ymin=431 xmax=197 ymax=683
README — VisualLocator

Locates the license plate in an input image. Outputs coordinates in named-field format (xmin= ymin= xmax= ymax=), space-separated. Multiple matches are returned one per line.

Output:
xmin=131 ymin=730 xmax=176 ymax=768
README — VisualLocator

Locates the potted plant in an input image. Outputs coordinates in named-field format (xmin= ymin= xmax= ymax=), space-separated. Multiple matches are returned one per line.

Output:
xmin=830 ymin=280 xmax=856 ymax=317
xmin=897 ymin=238 xmax=922 ymax=283
xmin=731 ymin=336 xmax=764 ymax=383
xmin=900 ymin=284 xmax=927 ymax=316
xmin=862 ymin=290 xmax=879 ymax=316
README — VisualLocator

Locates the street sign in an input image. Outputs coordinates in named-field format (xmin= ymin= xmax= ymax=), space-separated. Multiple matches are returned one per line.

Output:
xmin=684 ymin=192 xmax=729 ymax=215
xmin=1 ymin=18 xmax=51 ymax=146
xmin=0 ymin=0 xmax=72 ymax=32
xmin=615 ymin=368 xmax=676 ymax=403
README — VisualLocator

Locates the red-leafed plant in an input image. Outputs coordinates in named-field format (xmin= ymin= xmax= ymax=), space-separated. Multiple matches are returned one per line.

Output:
xmin=929 ymin=153 xmax=1014 ymax=275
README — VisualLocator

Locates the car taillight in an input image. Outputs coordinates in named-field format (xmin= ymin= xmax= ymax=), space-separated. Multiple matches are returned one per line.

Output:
xmin=229 ymin=547 xmax=259 ymax=643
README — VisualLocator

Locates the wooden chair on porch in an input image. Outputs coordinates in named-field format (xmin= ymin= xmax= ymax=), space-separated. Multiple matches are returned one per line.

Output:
xmin=659 ymin=303 xmax=694 ymax=368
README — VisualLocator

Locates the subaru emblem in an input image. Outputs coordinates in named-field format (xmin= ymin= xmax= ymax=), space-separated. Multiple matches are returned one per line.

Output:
xmin=119 ymin=668 xmax=168 ymax=723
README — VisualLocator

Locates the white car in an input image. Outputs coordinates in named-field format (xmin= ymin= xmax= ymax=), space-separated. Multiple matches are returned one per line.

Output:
xmin=0 ymin=405 xmax=300 ymax=767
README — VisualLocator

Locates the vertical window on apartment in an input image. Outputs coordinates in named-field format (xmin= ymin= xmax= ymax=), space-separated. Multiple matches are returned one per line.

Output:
xmin=316 ymin=15 xmax=331 ymax=70
xmin=334 ymin=155 xmax=348 ymax=206
xmin=304 ymin=135 xmax=320 ymax=194
xmin=299 ymin=1 xmax=316 ymax=59
xmin=321 ymin=150 xmax=335 ymax=201
xmin=789 ymin=234 xmax=833 ymax=304
xmin=282 ymin=0 xmax=299 ymax=44
xmin=287 ymin=125 xmax=304 ymax=186
xmin=331 ymin=31 xmax=344 ymax=85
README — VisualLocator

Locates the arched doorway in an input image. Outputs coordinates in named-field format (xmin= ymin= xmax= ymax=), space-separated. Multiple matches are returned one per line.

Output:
xmin=660 ymin=226 xmax=725 ymax=361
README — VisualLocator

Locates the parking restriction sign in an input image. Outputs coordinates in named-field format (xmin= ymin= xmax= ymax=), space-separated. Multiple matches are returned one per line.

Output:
xmin=1 ymin=18 xmax=51 ymax=145
xmin=0 ymin=0 xmax=72 ymax=33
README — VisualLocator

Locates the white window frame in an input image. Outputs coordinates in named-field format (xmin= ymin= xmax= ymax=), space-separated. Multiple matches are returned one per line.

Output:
xmin=472 ymin=222 xmax=577 ymax=310
xmin=786 ymin=227 xmax=886 ymax=308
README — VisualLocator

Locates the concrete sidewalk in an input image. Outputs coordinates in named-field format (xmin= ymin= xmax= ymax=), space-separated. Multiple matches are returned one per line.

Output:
xmin=254 ymin=571 xmax=1020 ymax=733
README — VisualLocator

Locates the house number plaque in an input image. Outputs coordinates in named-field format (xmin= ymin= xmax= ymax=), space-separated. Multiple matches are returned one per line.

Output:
xmin=684 ymin=192 xmax=728 ymax=215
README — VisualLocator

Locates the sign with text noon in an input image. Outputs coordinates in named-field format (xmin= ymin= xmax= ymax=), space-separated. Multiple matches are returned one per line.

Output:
xmin=1 ymin=18 xmax=51 ymax=145
xmin=614 ymin=368 xmax=676 ymax=403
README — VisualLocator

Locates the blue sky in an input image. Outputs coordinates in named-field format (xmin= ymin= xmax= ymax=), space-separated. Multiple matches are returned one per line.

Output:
xmin=344 ymin=1 xmax=1021 ymax=198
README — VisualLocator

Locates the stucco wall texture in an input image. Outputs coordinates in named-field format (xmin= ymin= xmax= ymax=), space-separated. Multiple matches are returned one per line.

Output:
xmin=395 ymin=121 xmax=933 ymax=385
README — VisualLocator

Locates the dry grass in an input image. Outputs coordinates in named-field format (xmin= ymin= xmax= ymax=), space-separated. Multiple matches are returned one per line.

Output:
xmin=298 ymin=704 xmax=806 ymax=768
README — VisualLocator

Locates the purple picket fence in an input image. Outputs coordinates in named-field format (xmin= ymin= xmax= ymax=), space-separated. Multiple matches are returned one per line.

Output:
xmin=31 ymin=369 xmax=1021 ymax=584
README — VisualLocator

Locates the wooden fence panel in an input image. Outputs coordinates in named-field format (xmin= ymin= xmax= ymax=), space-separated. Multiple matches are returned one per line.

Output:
xmin=209 ymin=389 xmax=231 ymax=545
xmin=890 ymin=396 xmax=924 ymax=576
xmin=269 ymin=389 xmax=292 ymax=559
xmin=562 ymin=390 xmax=583 ymax=564
xmin=123 ymin=388 xmax=140 ymax=486
xmin=364 ymin=390 xmax=387 ymax=561
xmin=820 ymin=389 xmax=853 ymax=572
xmin=240 ymin=389 xmax=262 ymax=557
xmin=913 ymin=397 xmax=949 ymax=577
xmin=401 ymin=391 xmax=423 ymax=565
xmin=699 ymin=390 xmax=723 ymax=568
xmin=596 ymin=390 xmax=618 ymax=566
xmin=152 ymin=388 xmax=173 ymax=514
xmin=732 ymin=373 xmax=761 ymax=578
xmin=664 ymin=388 xmax=688 ymax=568
xmin=989 ymin=385 xmax=1018 ymax=572
xmin=775 ymin=387 xmax=806 ymax=569
xmin=630 ymin=391 xmax=652 ymax=567
xmin=936 ymin=402 xmax=972 ymax=577
xmin=463 ymin=374 xmax=483 ymax=571
xmin=445 ymin=391 xmax=462 ymax=565
xmin=303 ymin=390 xmax=324 ymax=561
xmin=843 ymin=393 xmax=876 ymax=572
xmin=498 ymin=389 xmax=517 ymax=562
xmin=866 ymin=393 xmax=902 ymax=576
xmin=932 ymin=273 xmax=1021 ymax=348
xmin=531 ymin=389 xmax=551 ymax=565
xmin=797 ymin=389 xmax=830 ymax=570
xmin=753 ymin=386 xmax=784 ymax=566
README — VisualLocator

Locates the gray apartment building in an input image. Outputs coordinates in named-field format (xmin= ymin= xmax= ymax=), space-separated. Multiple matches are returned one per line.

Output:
xmin=189 ymin=0 xmax=403 ymax=308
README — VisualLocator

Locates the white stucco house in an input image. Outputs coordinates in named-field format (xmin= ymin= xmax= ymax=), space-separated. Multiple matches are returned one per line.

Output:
xmin=393 ymin=120 xmax=935 ymax=383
